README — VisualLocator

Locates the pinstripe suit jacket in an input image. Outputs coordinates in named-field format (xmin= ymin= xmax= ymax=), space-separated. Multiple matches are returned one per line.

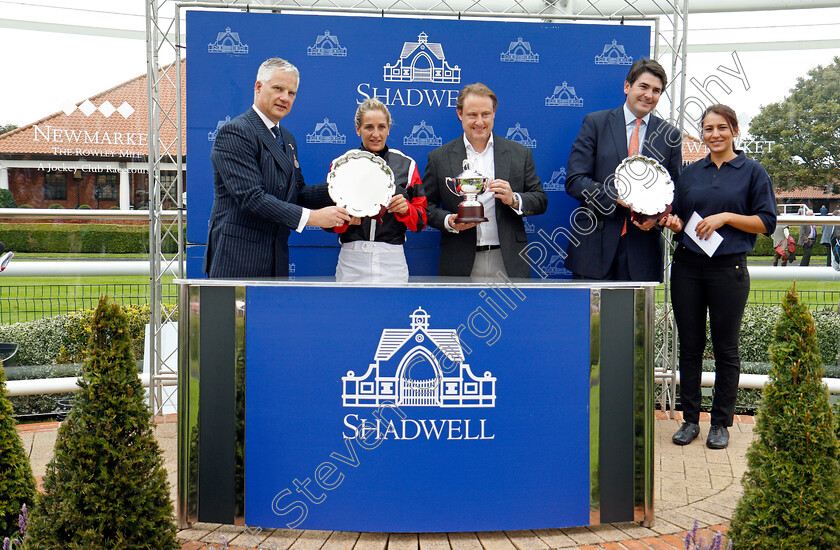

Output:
xmin=203 ymin=108 xmax=331 ymax=278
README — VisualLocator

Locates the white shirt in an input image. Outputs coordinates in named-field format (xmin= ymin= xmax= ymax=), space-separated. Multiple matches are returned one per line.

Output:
xmin=623 ymin=104 xmax=651 ymax=155
xmin=465 ymin=134 xmax=500 ymax=247
xmin=445 ymin=134 xmax=523 ymax=245
xmin=253 ymin=104 xmax=310 ymax=232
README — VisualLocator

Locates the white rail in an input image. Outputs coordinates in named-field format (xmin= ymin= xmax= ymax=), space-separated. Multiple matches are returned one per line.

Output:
xmin=5 ymin=373 xmax=178 ymax=396
xmin=0 ymin=260 xmax=178 ymax=277
xmin=678 ymin=372 xmax=840 ymax=393
xmin=747 ymin=266 xmax=840 ymax=281
xmin=0 ymin=208 xmax=177 ymax=221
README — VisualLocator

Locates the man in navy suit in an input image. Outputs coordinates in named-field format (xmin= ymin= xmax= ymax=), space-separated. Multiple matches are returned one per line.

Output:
xmin=423 ymin=83 xmax=548 ymax=278
xmin=204 ymin=57 xmax=351 ymax=278
xmin=564 ymin=59 xmax=681 ymax=281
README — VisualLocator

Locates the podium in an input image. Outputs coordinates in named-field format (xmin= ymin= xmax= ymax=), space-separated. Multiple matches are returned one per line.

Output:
xmin=177 ymin=277 xmax=655 ymax=532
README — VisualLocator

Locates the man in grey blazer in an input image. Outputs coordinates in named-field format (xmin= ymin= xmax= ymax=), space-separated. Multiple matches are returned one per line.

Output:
xmin=422 ymin=83 xmax=548 ymax=278
xmin=564 ymin=59 xmax=681 ymax=282
xmin=204 ymin=57 xmax=351 ymax=278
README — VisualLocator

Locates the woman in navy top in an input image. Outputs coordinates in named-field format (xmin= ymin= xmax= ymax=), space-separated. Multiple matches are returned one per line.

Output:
xmin=660 ymin=104 xmax=777 ymax=450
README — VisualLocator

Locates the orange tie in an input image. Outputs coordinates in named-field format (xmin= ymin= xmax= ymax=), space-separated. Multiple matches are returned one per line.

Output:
xmin=621 ymin=118 xmax=642 ymax=237
xmin=628 ymin=118 xmax=642 ymax=156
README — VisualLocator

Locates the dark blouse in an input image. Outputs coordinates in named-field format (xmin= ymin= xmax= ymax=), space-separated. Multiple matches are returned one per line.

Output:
xmin=673 ymin=151 xmax=777 ymax=256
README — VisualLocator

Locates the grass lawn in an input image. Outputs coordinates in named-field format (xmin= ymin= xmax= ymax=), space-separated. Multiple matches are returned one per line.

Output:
xmin=0 ymin=254 xmax=836 ymax=323
xmin=0 ymin=273 xmax=177 ymax=324
xmin=653 ymin=257 xmax=838 ymax=306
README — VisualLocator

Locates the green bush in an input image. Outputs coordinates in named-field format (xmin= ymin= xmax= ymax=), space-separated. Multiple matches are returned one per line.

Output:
xmin=730 ymin=289 xmax=840 ymax=548
xmin=751 ymin=233 xmax=776 ymax=256
xmin=657 ymin=304 xmax=840 ymax=367
xmin=0 ymin=223 xmax=179 ymax=254
xmin=0 ymin=189 xmax=16 ymax=208
xmin=4 ymin=363 xmax=81 ymax=417
xmin=27 ymin=297 xmax=178 ymax=549
xmin=47 ymin=204 xmax=63 ymax=209
xmin=750 ymin=226 xmax=835 ymax=257
xmin=0 ymin=366 xmax=37 ymax=537
xmin=0 ymin=304 xmax=176 ymax=367
xmin=76 ymin=204 xmax=92 ymax=209
xmin=695 ymin=360 xmax=840 ymax=415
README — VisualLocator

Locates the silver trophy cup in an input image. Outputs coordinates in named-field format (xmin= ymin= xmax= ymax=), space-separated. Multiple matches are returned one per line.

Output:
xmin=445 ymin=159 xmax=490 ymax=223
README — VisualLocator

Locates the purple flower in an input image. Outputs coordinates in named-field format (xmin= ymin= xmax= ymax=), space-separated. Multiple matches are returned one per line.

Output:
xmin=4 ymin=536 xmax=10 ymax=550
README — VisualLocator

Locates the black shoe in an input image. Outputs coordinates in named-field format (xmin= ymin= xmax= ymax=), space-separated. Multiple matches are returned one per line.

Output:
xmin=672 ymin=422 xmax=700 ymax=445
xmin=706 ymin=425 xmax=729 ymax=449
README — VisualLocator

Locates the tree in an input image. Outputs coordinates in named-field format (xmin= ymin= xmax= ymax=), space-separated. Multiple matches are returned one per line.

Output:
xmin=0 ymin=366 xmax=37 ymax=537
xmin=0 ymin=124 xmax=17 ymax=136
xmin=729 ymin=288 xmax=840 ymax=549
xmin=748 ymin=57 xmax=840 ymax=191
xmin=26 ymin=297 xmax=178 ymax=549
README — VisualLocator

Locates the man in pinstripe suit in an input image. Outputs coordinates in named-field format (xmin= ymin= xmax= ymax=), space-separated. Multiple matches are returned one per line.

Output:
xmin=204 ymin=58 xmax=352 ymax=278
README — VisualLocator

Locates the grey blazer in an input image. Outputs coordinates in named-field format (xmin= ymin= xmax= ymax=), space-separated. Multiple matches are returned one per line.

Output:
xmin=204 ymin=108 xmax=330 ymax=278
xmin=422 ymin=134 xmax=548 ymax=278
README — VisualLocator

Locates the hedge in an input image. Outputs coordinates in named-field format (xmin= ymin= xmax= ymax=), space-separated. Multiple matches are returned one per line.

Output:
xmin=655 ymin=303 xmax=840 ymax=415
xmin=698 ymin=360 xmax=840 ymax=415
xmin=0 ymin=304 xmax=176 ymax=416
xmin=0 ymin=223 xmax=177 ymax=254
xmin=751 ymin=226 xmax=832 ymax=257
xmin=0 ymin=189 xmax=16 ymax=208
xmin=657 ymin=303 xmax=839 ymax=366
xmin=0 ymin=304 xmax=177 ymax=366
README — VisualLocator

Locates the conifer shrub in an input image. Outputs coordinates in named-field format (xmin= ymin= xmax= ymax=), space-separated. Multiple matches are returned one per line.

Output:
xmin=729 ymin=288 xmax=840 ymax=549
xmin=0 ymin=367 xmax=36 ymax=537
xmin=26 ymin=297 xmax=178 ymax=549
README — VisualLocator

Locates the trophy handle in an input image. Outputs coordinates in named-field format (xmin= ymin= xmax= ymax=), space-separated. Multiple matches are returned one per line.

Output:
xmin=444 ymin=177 xmax=460 ymax=198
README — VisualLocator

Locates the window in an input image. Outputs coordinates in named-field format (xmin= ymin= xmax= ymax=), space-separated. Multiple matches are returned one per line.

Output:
xmin=95 ymin=173 xmax=119 ymax=201
xmin=159 ymin=172 xmax=179 ymax=209
xmin=44 ymin=172 xmax=67 ymax=200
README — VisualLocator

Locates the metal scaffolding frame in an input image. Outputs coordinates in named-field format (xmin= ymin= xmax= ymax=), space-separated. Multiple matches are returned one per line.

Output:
xmin=146 ymin=0 xmax=186 ymax=417
xmin=144 ymin=0 xmax=688 ymax=416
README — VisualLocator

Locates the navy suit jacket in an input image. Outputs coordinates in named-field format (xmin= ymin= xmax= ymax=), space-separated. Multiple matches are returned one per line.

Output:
xmin=203 ymin=108 xmax=331 ymax=278
xmin=423 ymin=134 xmax=548 ymax=278
xmin=564 ymin=107 xmax=681 ymax=281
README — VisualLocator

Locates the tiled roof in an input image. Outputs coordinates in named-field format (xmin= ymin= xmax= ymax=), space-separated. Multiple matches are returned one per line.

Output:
xmin=0 ymin=60 xmax=186 ymax=158
xmin=776 ymin=186 xmax=840 ymax=199
xmin=682 ymin=132 xmax=709 ymax=163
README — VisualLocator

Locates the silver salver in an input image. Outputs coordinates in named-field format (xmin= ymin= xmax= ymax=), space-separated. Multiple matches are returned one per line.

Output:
xmin=327 ymin=150 xmax=396 ymax=218
xmin=613 ymin=154 xmax=674 ymax=222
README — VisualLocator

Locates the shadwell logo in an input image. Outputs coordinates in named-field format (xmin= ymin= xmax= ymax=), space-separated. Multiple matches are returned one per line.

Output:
xmin=208 ymin=27 xmax=248 ymax=54
xmin=595 ymin=40 xmax=632 ymax=65
xmin=342 ymin=307 xmax=496 ymax=408
xmin=308 ymin=30 xmax=347 ymax=57
xmin=383 ymin=32 xmax=461 ymax=83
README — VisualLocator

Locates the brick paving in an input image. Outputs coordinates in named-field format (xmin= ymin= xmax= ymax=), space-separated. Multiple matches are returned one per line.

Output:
xmin=18 ymin=411 xmax=752 ymax=550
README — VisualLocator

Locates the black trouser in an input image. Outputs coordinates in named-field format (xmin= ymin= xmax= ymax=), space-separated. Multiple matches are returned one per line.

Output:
xmin=800 ymin=238 xmax=814 ymax=266
xmin=671 ymin=246 xmax=750 ymax=427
